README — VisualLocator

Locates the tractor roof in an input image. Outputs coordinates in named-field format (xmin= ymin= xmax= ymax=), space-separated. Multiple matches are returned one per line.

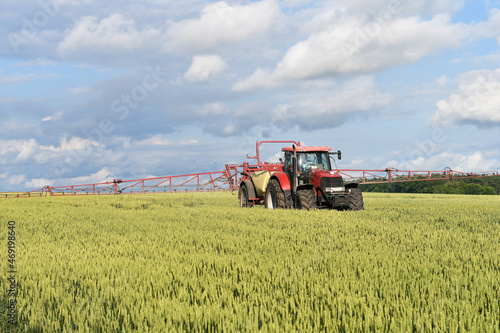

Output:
xmin=282 ymin=146 xmax=331 ymax=152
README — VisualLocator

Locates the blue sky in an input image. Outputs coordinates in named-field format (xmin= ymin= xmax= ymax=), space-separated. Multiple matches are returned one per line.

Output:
xmin=1 ymin=0 xmax=500 ymax=191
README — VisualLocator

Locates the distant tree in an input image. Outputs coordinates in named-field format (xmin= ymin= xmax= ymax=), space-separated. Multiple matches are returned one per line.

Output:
xmin=483 ymin=186 xmax=496 ymax=195
xmin=465 ymin=183 xmax=482 ymax=195
xmin=360 ymin=176 xmax=500 ymax=195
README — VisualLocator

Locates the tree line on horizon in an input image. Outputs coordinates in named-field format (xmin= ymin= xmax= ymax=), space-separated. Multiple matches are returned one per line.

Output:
xmin=359 ymin=177 xmax=500 ymax=195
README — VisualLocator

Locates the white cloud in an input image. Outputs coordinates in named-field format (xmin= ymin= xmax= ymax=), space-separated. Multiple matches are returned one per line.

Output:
xmin=58 ymin=136 xmax=104 ymax=152
xmin=454 ymin=151 xmax=495 ymax=172
xmin=414 ymin=0 xmax=464 ymax=15
xmin=15 ymin=59 xmax=58 ymax=67
xmin=430 ymin=68 xmax=500 ymax=127
xmin=0 ymin=137 xmax=105 ymax=164
xmin=234 ymin=13 xmax=474 ymax=90
xmin=25 ymin=167 xmax=115 ymax=189
xmin=205 ymin=76 xmax=393 ymax=137
xmin=0 ymin=140 xmax=22 ymax=155
xmin=267 ymin=152 xmax=282 ymax=163
xmin=347 ymin=159 xmax=365 ymax=167
xmin=42 ymin=111 xmax=63 ymax=122
xmin=270 ymin=76 xmax=393 ymax=130
xmin=163 ymin=0 xmax=281 ymax=53
xmin=232 ymin=68 xmax=277 ymax=91
xmin=0 ymin=172 xmax=27 ymax=186
xmin=221 ymin=124 xmax=238 ymax=136
xmin=197 ymin=102 xmax=230 ymax=116
xmin=409 ymin=75 xmax=451 ymax=96
xmin=15 ymin=138 xmax=38 ymax=161
xmin=0 ymin=73 xmax=57 ymax=85
xmin=180 ymin=139 xmax=199 ymax=145
xmin=321 ymin=0 xmax=464 ymax=16
xmin=71 ymin=86 xmax=92 ymax=94
xmin=389 ymin=150 xmax=499 ymax=172
xmin=126 ymin=135 xmax=171 ymax=147
xmin=184 ymin=55 xmax=227 ymax=82
xmin=9 ymin=174 xmax=26 ymax=186
xmin=58 ymin=14 xmax=160 ymax=59
xmin=23 ymin=177 xmax=52 ymax=190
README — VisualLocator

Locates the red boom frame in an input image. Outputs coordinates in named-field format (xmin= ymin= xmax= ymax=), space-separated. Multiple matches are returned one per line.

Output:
xmin=1 ymin=141 xmax=498 ymax=198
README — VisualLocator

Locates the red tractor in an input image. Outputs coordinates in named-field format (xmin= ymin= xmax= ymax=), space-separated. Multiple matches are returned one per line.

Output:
xmin=236 ymin=141 xmax=364 ymax=210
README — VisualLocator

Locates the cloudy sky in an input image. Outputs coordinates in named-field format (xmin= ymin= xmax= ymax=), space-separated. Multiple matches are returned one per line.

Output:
xmin=1 ymin=0 xmax=500 ymax=191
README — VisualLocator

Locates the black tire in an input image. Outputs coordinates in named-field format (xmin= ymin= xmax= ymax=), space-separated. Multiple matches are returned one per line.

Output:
xmin=265 ymin=179 xmax=286 ymax=209
xmin=348 ymin=188 xmax=364 ymax=211
xmin=239 ymin=184 xmax=254 ymax=208
xmin=296 ymin=189 xmax=317 ymax=210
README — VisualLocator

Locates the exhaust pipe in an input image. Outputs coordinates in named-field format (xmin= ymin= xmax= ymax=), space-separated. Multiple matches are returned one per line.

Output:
xmin=292 ymin=145 xmax=298 ymax=196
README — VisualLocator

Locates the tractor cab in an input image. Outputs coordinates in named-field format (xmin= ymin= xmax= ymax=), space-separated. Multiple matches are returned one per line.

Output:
xmin=282 ymin=146 xmax=334 ymax=185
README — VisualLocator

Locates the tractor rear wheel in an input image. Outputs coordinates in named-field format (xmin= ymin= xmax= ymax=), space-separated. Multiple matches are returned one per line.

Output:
xmin=348 ymin=188 xmax=364 ymax=211
xmin=239 ymin=184 xmax=254 ymax=208
xmin=265 ymin=179 xmax=286 ymax=209
xmin=296 ymin=189 xmax=317 ymax=210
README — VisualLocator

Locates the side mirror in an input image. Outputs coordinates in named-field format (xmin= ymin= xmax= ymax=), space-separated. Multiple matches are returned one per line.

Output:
xmin=329 ymin=150 xmax=342 ymax=160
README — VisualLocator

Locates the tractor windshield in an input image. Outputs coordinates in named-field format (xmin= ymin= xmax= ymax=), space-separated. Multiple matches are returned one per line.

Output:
xmin=297 ymin=152 xmax=330 ymax=173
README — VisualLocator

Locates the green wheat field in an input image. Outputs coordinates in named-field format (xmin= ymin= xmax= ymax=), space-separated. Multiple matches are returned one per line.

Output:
xmin=1 ymin=192 xmax=499 ymax=332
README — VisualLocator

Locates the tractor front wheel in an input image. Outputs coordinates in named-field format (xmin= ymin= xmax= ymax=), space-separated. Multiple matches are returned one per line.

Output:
xmin=296 ymin=189 xmax=317 ymax=210
xmin=348 ymin=188 xmax=364 ymax=211
xmin=265 ymin=179 xmax=286 ymax=209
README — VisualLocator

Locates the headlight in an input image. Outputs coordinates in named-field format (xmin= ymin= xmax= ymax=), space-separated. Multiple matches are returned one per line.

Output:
xmin=325 ymin=187 xmax=345 ymax=193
